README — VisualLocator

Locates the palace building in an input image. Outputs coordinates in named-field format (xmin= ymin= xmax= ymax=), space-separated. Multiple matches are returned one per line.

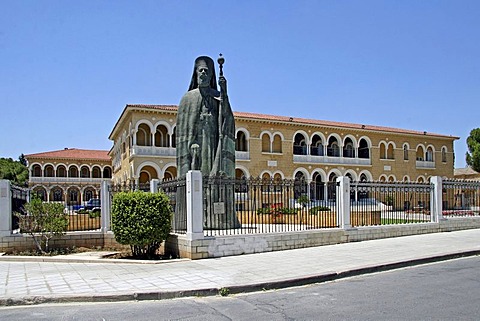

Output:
xmin=25 ymin=149 xmax=112 ymax=206
xmin=108 ymin=104 xmax=458 ymax=189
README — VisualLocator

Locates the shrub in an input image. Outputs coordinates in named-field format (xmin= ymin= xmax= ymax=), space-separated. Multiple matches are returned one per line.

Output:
xmin=256 ymin=207 xmax=272 ymax=215
xmin=111 ymin=191 xmax=172 ymax=259
xmin=76 ymin=209 xmax=89 ymax=214
xmin=15 ymin=197 xmax=69 ymax=253
xmin=89 ymin=208 xmax=101 ymax=218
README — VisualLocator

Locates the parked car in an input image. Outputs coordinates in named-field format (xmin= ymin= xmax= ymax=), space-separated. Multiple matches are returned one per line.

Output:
xmin=83 ymin=198 xmax=101 ymax=211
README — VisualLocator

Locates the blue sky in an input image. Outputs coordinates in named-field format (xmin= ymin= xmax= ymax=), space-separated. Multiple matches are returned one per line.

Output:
xmin=1 ymin=0 xmax=479 ymax=168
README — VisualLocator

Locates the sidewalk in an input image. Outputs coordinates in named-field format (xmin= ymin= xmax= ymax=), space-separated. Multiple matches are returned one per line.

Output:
xmin=1 ymin=229 xmax=479 ymax=306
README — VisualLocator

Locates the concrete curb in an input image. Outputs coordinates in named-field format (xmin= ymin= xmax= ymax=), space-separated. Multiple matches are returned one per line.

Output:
xmin=1 ymin=249 xmax=479 ymax=307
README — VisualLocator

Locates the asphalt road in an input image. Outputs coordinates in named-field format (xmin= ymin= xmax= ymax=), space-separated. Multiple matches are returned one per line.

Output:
xmin=1 ymin=256 xmax=479 ymax=320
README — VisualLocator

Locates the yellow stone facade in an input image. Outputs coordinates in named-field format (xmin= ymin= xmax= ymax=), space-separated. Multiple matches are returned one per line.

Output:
xmin=109 ymin=105 xmax=458 ymax=186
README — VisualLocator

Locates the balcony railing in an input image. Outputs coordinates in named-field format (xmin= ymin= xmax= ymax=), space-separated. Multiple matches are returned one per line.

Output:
xmin=235 ymin=151 xmax=250 ymax=160
xmin=416 ymin=160 xmax=435 ymax=169
xmin=293 ymin=154 xmax=371 ymax=166
xmin=130 ymin=145 xmax=176 ymax=157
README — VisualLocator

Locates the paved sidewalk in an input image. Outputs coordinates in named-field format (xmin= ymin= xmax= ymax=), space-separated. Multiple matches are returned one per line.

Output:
xmin=1 ymin=229 xmax=479 ymax=306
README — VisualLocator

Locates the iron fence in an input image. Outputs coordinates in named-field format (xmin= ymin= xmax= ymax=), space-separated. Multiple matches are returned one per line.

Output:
xmin=202 ymin=177 xmax=340 ymax=236
xmin=350 ymin=181 xmax=432 ymax=226
xmin=442 ymin=180 xmax=480 ymax=217
xmin=158 ymin=178 xmax=186 ymax=234
xmin=11 ymin=184 xmax=29 ymax=232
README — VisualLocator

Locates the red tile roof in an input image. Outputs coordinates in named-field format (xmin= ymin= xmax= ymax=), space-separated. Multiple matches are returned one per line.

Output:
xmin=125 ymin=104 xmax=458 ymax=139
xmin=25 ymin=148 xmax=111 ymax=161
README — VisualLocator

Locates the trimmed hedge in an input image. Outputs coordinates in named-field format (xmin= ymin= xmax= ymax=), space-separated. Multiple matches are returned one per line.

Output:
xmin=111 ymin=191 xmax=172 ymax=259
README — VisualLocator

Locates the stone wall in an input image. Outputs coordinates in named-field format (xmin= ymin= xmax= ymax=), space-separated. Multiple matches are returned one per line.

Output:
xmin=164 ymin=218 xmax=480 ymax=259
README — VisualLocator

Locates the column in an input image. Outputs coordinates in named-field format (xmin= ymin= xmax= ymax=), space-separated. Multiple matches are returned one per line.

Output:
xmin=0 ymin=180 xmax=12 ymax=236
xmin=100 ymin=180 xmax=112 ymax=233
xmin=186 ymin=170 xmax=204 ymax=240
xmin=430 ymin=176 xmax=444 ymax=223
xmin=337 ymin=176 xmax=351 ymax=229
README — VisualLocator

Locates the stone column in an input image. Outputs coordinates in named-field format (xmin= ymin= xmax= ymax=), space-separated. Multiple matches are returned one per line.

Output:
xmin=186 ymin=170 xmax=204 ymax=240
xmin=0 ymin=180 xmax=12 ymax=236
xmin=337 ymin=176 xmax=351 ymax=229
xmin=100 ymin=180 xmax=111 ymax=233
xmin=430 ymin=176 xmax=444 ymax=223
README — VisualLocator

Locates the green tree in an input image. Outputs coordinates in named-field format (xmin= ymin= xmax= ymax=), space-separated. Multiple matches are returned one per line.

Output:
xmin=15 ymin=196 xmax=69 ymax=253
xmin=112 ymin=191 xmax=172 ymax=259
xmin=0 ymin=156 xmax=29 ymax=186
xmin=466 ymin=128 xmax=480 ymax=172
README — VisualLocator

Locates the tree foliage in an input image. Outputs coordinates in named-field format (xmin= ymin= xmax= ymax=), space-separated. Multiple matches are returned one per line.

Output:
xmin=15 ymin=196 xmax=69 ymax=253
xmin=0 ymin=156 xmax=29 ymax=186
xmin=466 ymin=128 xmax=480 ymax=172
xmin=111 ymin=191 xmax=172 ymax=259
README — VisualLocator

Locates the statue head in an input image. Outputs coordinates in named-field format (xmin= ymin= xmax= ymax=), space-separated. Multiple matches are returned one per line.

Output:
xmin=188 ymin=56 xmax=218 ymax=91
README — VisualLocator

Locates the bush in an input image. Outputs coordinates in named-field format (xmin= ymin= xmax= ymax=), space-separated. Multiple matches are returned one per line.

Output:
xmin=89 ymin=208 xmax=101 ymax=218
xmin=76 ymin=209 xmax=89 ymax=214
xmin=15 ymin=197 xmax=69 ymax=253
xmin=111 ymin=191 xmax=172 ymax=259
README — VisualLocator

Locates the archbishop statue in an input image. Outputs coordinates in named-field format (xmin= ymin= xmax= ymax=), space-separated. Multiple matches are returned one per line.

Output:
xmin=175 ymin=55 xmax=240 ymax=230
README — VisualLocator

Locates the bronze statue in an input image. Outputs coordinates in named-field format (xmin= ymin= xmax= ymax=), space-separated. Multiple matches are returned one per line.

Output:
xmin=176 ymin=56 xmax=235 ymax=179
xmin=175 ymin=55 xmax=239 ymax=230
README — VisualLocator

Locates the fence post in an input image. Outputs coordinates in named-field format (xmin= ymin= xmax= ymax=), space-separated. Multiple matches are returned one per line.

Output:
xmin=0 ymin=180 xmax=12 ymax=236
xmin=150 ymin=179 xmax=160 ymax=193
xmin=100 ymin=180 xmax=112 ymax=233
xmin=337 ymin=176 xmax=351 ymax=229
xmin=186 ymin=170 xmax=204 ymax=240
xmin=430 ymin=176 xmax=444 ymax=223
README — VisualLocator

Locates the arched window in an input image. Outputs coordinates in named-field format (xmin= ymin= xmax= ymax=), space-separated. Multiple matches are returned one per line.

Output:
xmin=327 ymin=172 xmax=338 ymax=200
xmin=442 ymin=147 xmax=447 ymax=163
xmin=103 ymin=167 xmax=112 ymax=178
xmin=343 ymin=138 xmax=354 ymax=158
xmin=44 ymin=165 xmax=54 ymax=177
xmin=32 ymin=164 xmax=42 ymax=177
xmin=92 ymin=166 xmax=101 ymax=178
xmin=380 ymin=143 xmax=386 ymax=159
xmin=426 ymin=147 xmax=434 ymax=162
xmin=272 ymin=134 xmax=282 ymax=153
xmin=293 ymin=133 xmax=307 ymax=155
xmin=68 ymin=166 xmax=79 ymax=178
xmin=51 ymin=188 xmax=63 ymax=202
xmin=403 ymin=144 xmax=409 ymax=161
xmin=261 ymin=133 xmax=270 ymax=153
xmin=33 ymin=186 xmax=47 ymax=201
xmin=416 ymin=146 xmax=425 ymax=161
xmin=154 ymin=125 xmax=169 ymax=147
xmin=387 ymin=143 xmax=394 ymax=159
xmin=80 ymin=166 xmax=90 ymax=178
xmin=358 ymin=139 xmax=370 ymax=159
xmin=311 ymin=172 xmax=325 ymax=201
xmin=311 ymin=135 xmax=324 ymax=156
xmin=327 ymin=137 xmax=340 ymax=157
xmin=57 ymin=165 xmax=67 ymax=177
xmin=136 ymin=123 xmax=152 ymax=146
xmin=235 ymin=131 xmax=248 ymax=152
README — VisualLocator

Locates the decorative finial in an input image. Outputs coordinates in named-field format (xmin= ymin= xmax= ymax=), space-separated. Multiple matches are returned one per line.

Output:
xmin=217 ymin=53 xmax=225 ymax=76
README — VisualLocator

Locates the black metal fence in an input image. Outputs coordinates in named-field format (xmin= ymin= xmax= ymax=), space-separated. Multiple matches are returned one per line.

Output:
xmin=159 ymin=178 xmax=186 ymax=234
xmin=202 ymin=177 xmax=341 ymax=236
xmin=11 ymin=184 xmax=29 ymax=232
xmin=442 ymin=180 xmax=480 ymax=217
xmin=350 ymin=181 xmax=432 ymax=227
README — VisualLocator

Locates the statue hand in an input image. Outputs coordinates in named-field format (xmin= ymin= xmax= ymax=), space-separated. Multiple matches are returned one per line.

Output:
xmin=219 ymin=76 xmax=227 ymax=95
